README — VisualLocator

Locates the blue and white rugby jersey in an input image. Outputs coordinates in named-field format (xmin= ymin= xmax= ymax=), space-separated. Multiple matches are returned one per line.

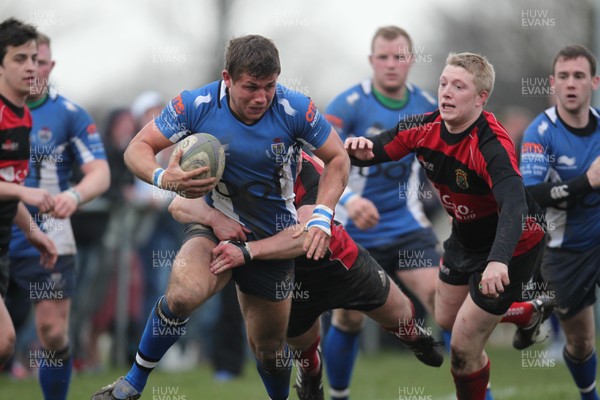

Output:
xmin=155 ymin=80 xmax=331 ymax=239
xmin=326 ymin=79 xmax=437 ymax=248
xmin=521 ymin=106 xmax=600 ymax=250
xmin=10 ymin=88 xmax=106 ymax=257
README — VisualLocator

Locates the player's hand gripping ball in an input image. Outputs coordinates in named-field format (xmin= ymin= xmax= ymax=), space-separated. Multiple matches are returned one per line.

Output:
xmin=172 ymin=133 xmax=226 ymax=181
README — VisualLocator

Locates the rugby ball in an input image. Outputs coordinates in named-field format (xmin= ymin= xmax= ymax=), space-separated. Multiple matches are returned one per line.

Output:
xmin=173 ymin=133 xmax=226 ymax=181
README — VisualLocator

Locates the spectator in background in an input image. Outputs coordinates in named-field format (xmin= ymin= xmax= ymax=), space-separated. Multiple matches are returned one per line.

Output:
xmin=70 ymin=108 xmax=137 ymax=371
xmin=499 ymin=106 xmax=534 ymax=159
xmin=103 ymin=109 xmax=137 ymax=203
xmin=130 ymin=90 xmax=182 ymax=325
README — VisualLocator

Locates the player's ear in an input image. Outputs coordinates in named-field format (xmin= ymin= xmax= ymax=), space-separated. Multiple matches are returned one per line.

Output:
xmin=476 ymin=90 xmax=488 ymax=107
xmin=222 ymin=70 xmax=232 ymax=87
xmin=591 ymin=75 xmax=600 ymax=91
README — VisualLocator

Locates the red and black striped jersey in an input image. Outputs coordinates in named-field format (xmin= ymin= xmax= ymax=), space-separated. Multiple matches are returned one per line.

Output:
xmin=294 ymin=153 xmax=359 ymax=270
xmin=0 ymin=94 xmax=32 ymax=254
xmin=355 ymin=110 xmax=544 ymax=265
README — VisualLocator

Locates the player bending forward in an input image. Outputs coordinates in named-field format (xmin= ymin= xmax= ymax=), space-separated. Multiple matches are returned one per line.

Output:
xmin=169 ymin=152 xmax=443 ymax=400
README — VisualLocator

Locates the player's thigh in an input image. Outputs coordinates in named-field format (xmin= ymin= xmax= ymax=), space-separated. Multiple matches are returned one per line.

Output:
xmin=237 ymin=290 xmax=290 ymax=353
xmin=288 ymin=318 xmax=321 ymax=351
xmin=0 ymin=255 xmax=14 ymax=354
xmin=435 ymin=279 xmax=469 ymax=331
xmin=560 ymin=305 xmax=596 ymax=358
xmin=0 ymin=299 xmax=15 ymax=358
xmin=396 ymin=267 xmax=437 ymax=314
xmin=542 ymin=245 xmax=600 ymax=320
xmin=0 ymin=253 xmax=8 ymax=299
xmin=165 ymin=237 xmax=230 ymax=315
xmin=396 ymin=266 xmax=438 ymax=295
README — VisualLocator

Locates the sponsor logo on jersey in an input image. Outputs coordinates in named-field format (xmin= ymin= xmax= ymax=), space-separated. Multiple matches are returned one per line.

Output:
xmin=193 ymin=94 xmax=212 ymax=108
xmin=1 ymin=139 xmax=19 ymax=151
xmin=557 ymin=155 xmax=576 ymax=166
xmin=278 ymin=98 xmax=297 ymax=116
xmin=325 ymin=114 xmax=343 ymax=130
xmin=0 ymin=166 xmax=15 ymax=181
xmin=441 ymin=195 xmax=476 ymax=221
xmin=522 ymin=142 xmax=544 ymax=154
xmin=455 ymin=169 xmax=469 ymax=190
xmin=439 ymin=261 xmax=450 ymax=276
xmin=378 ymin=269 xmax=386 ymax=287
xmin=63 ymin=100 xmax=77 ymax=113
xmin=365 ymin=125 xmax=383 ymax=137
xmin=346 ymin=91 xmax=360 ymax=106
xmin=537 ymin=120 xmax=549 ymax=135
xmin=418 ymin=156 xmax=434 ymax=172
xmin=86 ymin=123 xmax=97 ymax=135
xmin=305 ymin=100 xmax=316 ymax=123
xmin=173 ymin=94 xmax=185 ymax=115
xmin=550 ymin=185 xmax=569 ymax=200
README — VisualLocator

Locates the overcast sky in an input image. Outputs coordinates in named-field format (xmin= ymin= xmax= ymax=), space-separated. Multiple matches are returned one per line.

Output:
xmin=3 ymin=0 xmax=598 ymax=122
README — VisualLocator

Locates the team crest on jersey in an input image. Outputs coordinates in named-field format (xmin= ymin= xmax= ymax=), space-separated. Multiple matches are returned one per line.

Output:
xmin=265 ymin=138 xmax=290 ymax=163
xmin=37 ymin=127 xmax=53 ymax=143
xmin=455 ymin=169 xmax=469 ymax=190
xmin=271 ymin=142 xmax=285 ymax=156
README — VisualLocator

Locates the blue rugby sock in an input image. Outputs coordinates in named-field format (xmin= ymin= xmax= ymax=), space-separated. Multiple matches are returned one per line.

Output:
xmin=323 ymin=326 xmax=360 ymax=400
xmin=256 ymin=345 xmax=291 ymax=400
xmin=125 ymin=296 xmax=188 ymax=394
xmin=442 ymin=329 xmax=452 ymax=354
xmin=485 ymin=383 xmax=494 ymax=400
xmin=564 ymin=348 xmax=600 ymax=400
xmin=38 ymin=345 xmax=72 ymax=400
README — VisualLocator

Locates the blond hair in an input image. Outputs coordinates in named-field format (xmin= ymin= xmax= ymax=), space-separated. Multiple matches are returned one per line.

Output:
xmin=37 ymin=32 xmax=50 ymax=47
xmin=446 ymin=52 xmax=495 ymax=101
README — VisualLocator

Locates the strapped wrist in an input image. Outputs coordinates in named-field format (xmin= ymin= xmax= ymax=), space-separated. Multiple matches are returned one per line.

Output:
xmin=224 ymin=240 xmax=253 ymax=263
xmin=306 ymin=204 xmax=334 ymax=236
xmin=339 ymin=191 xmax=358 ymax=207
xmin=152 ymin=167 xmax=165 ymax=189
xmin=66 ymin=188 xmax=82 ymax=205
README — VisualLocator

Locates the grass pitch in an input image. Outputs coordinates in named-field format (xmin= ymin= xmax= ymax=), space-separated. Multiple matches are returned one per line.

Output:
xmin=0 ymin=341 xmax=579 ymax=399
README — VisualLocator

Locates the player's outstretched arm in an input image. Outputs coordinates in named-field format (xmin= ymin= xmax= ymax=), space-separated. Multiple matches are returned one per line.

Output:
xmin=345 ymin=136 xmax=375 ymax=161
xmin=345 ymin=125 xmax=406 ymax=167
xmin=209 ymin=205 xmax=314 ymax=275
xmin=168 ymin=196 xmax=250 ymax=241
xmin=0 ymin=182 xmax=54 ymax=213
xmin=124 ymin=121 xmax=216 ymax=198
